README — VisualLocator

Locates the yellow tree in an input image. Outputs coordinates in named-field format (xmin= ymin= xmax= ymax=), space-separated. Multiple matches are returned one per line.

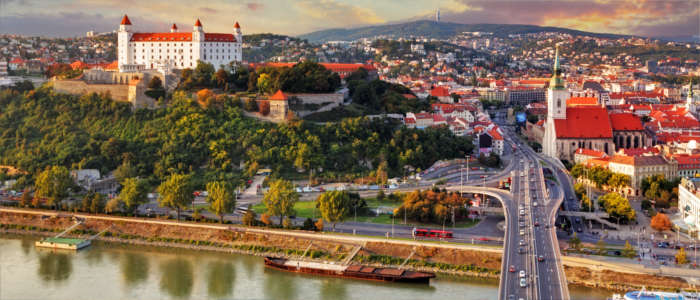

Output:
xmin=676 ymin=247 xmax=688 ymax=265
xmin=316 ymin=191 xmax=351 ymax=231
xmin=206 ymin=181 xmax=236 ymax=223
xmin=157 ymin=173 xmax=194 ymax=221
xmin=263 ymin=179 xmax=299 ymax=226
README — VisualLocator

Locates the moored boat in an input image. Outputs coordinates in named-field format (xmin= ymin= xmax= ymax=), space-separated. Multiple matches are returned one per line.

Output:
xmin=609 ymin=290 xmax=699 ymax=300
xmin=263 ymin=256 xmax=435 ymax=284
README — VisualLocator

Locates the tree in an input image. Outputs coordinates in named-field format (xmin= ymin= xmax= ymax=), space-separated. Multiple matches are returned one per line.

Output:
xmin=147 ymin=76 xmax=163 ymax=89
xmin=569 ymin=232 xmax=582 ymax=250
xmin=258 ymin=101 xmax=270 ymax=116
xmin=596 ymin=238 xmax=607 ymax=255
xmin=261 ymin=213 xmax=272 ymax=226
xmin=206 ymin=181 xmax=236 ymax=223
xmin=598 ymin=192 xmax=636 ymax=223
xmin=244 ymin=98 xmax=257 ymax=112
xmin=114 ymin=160 xmax=138 ymax=184
xmin=197 ymin=89 xmax=215 ymax=108
xmin=157 ymin=173 xmax=194 ymax=221
xmin=20 ymin=191 xmax=31 ymax=207
xmin=263 ymin=179 xmax=299 ymax=226
xmin=242 ymin=210 xmax=257 ymax=226
xmin=316 ymin=191 xmax=352 ymax=230
xmin=256 ymin=73 xmax=272 ymax=94
xmin=650 ymin=213 xmax=672 ymax=231
xmin=215 ymin=69 xmax=229 ymax=89
xmin=570 ymin=164 xmax=585 ymax=179
xmin=118 ymin=177 xmax=148 ymax=212
xmin=676 ymin=247 xmax=688 ymax=264
xmin=622 ymin=240 xmax=636 ymax=258
xmin=194 ymin=60 xmax=215 ymax=86
xmin=34 ymin=166 xmax=72 ymax=209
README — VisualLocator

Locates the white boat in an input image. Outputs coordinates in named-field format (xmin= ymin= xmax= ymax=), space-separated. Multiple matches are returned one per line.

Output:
xmin=610 ymin=289 xmax=699 ymax=300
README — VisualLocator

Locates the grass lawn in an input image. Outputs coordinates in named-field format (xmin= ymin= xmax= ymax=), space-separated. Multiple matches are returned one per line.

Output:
xmin=354 ymin=214 xmax=481 ymax=229
xmin=252 ymin=200 xmax=319 ymax=219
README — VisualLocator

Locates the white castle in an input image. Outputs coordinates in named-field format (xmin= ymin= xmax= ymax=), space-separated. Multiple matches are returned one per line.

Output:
xmin=117 ymin=15 xmax=243 ymax=73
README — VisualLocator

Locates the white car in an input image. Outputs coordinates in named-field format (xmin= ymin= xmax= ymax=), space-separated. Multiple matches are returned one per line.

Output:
xmin=519 ymin=278 xmax=527 ymax=287
xmin=533 ymin=202 xmax=538 ymax=207
xmin=519 ymin=270 xmax=526 ymax=278
xmin=519 ymin=209 xmax=525 ymax=216
xmin=519 ymin=229 xmax=525 ymax=236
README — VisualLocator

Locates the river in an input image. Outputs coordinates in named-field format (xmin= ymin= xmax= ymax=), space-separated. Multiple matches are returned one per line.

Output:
xmin=0 ymin=235 xmax=610 ymax=300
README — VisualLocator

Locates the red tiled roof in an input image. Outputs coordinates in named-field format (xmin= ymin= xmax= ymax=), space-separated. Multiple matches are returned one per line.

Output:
xmin=609 ymin=155 xmax=667 ymax=166
xmin=609 ymin=113 xmax=643 ymax=131
xmin=575 ymin=148 xmax=607 ymax=158
xmin=554 ymin=107 xmax=613 ymax=139
xmin=566 ymin=97 xmax=598 ymax=107
xmin=488 ymin=128 xmax=503 ymax=140
xmin=269 ymin=90 xmax=288 ymax=101
xmin=9 ymin=58 xmax=24 ymax=64
xmin=204 ymin=33 xmax=236 ymax=42
xmin=195 ymin=19 xmax=202 ymax=27
xmin=403 ymin=94 xmax=416 ymax=99
xmin=234 ymin=22 xmax=240 ymax=29
xmin=431 ymin=86 xmax=450 ymax=97
xmin=120 ymin=15 xmax=132 ymax=25
xmin=673 ymin=154 xmax=700 ymax=169
xmin=585 ymin=157 xmax=610 ymax=168
xmin=171 ymin=23 xmax=177 ymax=30
xmin=70 ymin=60 xmax=88 ymax=70
xmin=131 ymin=32 xmax=193 ymax=42
xmin=405 ymin=118 xmax=416 ymax=124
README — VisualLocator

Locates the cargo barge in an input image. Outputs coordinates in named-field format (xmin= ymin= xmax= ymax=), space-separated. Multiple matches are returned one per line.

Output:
xmin=263 ymin=256 xmax=435 ymax=284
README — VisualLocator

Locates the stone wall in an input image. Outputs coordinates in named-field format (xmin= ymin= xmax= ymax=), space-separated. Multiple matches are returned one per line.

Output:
xmin=288 ymin=93 xmax=344 ymax=105
xmin=53 ymin=79 xmax=131 ymax=102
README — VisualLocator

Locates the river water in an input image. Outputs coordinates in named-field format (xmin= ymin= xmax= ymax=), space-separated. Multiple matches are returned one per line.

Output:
xmin=0 ymin=235 xmax=610 ymax=300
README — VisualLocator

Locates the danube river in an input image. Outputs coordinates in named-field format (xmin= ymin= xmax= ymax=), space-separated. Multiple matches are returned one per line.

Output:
xmin=0 ymin=235 xmax=609 ymax=300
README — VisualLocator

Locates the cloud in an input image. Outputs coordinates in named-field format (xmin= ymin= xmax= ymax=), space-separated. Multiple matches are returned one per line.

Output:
xmin=294 ymin=0 xmax=384 ymax=29
xmin=436 ymin=0 xmax=700 ymax=37
xmin=246 ymin=2 xmax=263 ymax=11
xmin=0 ymin=12 xmax=165 ymax=37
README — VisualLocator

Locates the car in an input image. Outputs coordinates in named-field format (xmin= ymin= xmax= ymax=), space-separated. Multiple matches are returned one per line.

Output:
xmin=508 ymin=295 xmax=515 ymax=300
xmin=534 ymin=221 xmax=540 ymax=227
xmin=576 ymin=227 xmax=582 ymax=233
xmin=519 ymin=270 xmax=526 ymax=278
xmin=519 ymin=221 xmax=525 ymax=227
xmin=538 ymin=255 xmax=544 ymax=262
xmin=478 ymin=237 xmax=490 ymax=241
xmin=519 ymin=229 xmax=525 ymax=236
xmin=480 ymin=175 xmax=486 ymax=178
xmin=519 ymin=209 xmax=525 ymax=216
xmin=509 ymin=265 xmax=516 ymax=272
xmin=519 ymin=278 xmax=527 ymax=288
xmin=574 ymin=217 xmax=581 ymax=223
xmin=533 ymin=202 xmax=538 ymax=207
xmin=518 ymin=247 xmax=525 ymax=254
xmin=519 ymin=240 xmax=526 ymax=246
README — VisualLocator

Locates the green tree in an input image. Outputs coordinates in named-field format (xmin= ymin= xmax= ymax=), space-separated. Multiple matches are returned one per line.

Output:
xmin=316 ymin=191 xmax=352 ymax=230
xmin=263 ymin=179 xmax=299 ymax=226
xmin=20 ymin=191 xmax=31 ymax=207
xmin=256 ymin=73 xmax=272 ymax=94
xmin=119 ymin=177 xmax=148 ymax=212
xmin=596 ymin=238 xmax=607 ymax=255
xmin=206 ymin=181 xmax=236 ymax=223
xmin=242 ymin=210 xmax=257 ymax=226
xmin=622 ymin=240 xmax=636 ymax=258
xmin=215 ymin=69 xmax=229 ymax=89
xmin=194 ymin=61 xmax=215 ymax=86
xmin=114 ymin=160 xmax=138 ymax=184
xmin=147 ymin=76 xmax=163 ymax=89
xmin=157 ymin=174 xmax=194 ymax=221
xmin=34 ymin=166 xmax=72 ymax=209
xmin=569 ymin=232 xmax=582 ymax=250
xmin=598 ymin=192 xmax=636 ymax=223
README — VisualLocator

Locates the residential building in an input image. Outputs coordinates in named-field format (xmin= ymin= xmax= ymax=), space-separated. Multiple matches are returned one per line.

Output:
xmin=608 ymin=155 xmax=677 ymax=196
xmin=678 ymin=177 xmax=700 ymax=237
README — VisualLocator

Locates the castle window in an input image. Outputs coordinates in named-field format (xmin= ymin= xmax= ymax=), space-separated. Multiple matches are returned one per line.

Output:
xmin=557 ymin=99 xmax=561 ymax=108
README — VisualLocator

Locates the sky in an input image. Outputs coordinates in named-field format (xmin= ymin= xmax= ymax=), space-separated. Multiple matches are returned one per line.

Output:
xmin=0 ymin=0 xmax=698 ymax=38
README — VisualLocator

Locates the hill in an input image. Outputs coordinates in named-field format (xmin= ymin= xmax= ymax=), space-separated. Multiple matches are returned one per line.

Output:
xmin=299 ymin=20 xmax=628 ymax=43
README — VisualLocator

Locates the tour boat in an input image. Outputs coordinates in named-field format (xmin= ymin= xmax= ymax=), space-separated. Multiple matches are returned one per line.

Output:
xmin=610 ymin=289 xmax=699 ymax=300
xmin=263 ymin=256 xmax=435 ymax=284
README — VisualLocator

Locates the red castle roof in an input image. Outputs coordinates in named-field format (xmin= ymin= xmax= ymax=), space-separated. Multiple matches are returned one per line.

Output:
xmin=554 ymin=106 xmax=613 ymax=139
xmin=195 ymin=19 xmax=202 ymax=27
xmin=130 ymin=32 xmax=236 ymax=42
xmin=234 ymin=22 xmax=240 ymax=29
xmin=171 ymin=23 xmax=178 ymax=30
xmin=120 ymin=15 xmax=132 ymax=25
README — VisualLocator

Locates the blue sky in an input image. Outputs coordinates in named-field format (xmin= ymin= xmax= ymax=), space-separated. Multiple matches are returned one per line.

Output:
xmin=0 ymin=0 xmax=698 ymax=38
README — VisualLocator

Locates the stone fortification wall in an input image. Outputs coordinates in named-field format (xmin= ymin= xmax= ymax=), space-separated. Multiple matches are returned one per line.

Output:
xmin=53 ymin=79 xmax=130 ymax=102
xmin=288 ymin=93 xmax=344 ymax=105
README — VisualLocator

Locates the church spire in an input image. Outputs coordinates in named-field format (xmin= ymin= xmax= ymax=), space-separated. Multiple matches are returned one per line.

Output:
xmin=549 ymin=44 xmax=564 ymax=90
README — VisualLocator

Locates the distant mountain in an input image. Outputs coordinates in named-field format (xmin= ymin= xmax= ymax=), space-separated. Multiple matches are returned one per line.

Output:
xmin=298 ymin=20 xmax=628 ymax=43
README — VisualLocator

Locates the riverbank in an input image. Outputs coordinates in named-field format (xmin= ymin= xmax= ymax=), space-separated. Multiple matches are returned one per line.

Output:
xmin=1 ymin=207 xmax=696 ymax=292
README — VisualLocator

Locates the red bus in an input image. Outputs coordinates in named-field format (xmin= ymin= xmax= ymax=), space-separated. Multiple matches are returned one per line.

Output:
xmin=413 ymin=228 xmax=454 ymax=239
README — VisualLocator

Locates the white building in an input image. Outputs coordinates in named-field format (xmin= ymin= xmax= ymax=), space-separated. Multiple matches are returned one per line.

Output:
xmin=117 ymin=15 xmax=242 ymax=73
xmin=679 ymin=177 xmax=700 ymax=237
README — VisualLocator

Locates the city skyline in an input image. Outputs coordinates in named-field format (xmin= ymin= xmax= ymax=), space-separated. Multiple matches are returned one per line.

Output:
xmin=0 ymin=0 xmax=698 ymax=38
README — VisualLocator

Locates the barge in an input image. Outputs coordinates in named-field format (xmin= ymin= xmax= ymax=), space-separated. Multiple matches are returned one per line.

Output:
xmin=35 ymin=237 xmax=91 ymax=250
xmin=263 ymin=256 xmax=436 ymax=284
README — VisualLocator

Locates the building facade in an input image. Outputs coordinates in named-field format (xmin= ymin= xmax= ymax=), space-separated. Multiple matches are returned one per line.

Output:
xmin=608 ymin=155 xmax=677 ymax=196
xmin=678 ymin=177 xmax=700 ymax=237
xmin=117 ymin=15 xmax=242 ymax=73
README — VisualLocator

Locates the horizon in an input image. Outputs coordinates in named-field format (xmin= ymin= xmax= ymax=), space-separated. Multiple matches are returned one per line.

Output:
xmin=0 ymin=0 xmax=698 ymax=39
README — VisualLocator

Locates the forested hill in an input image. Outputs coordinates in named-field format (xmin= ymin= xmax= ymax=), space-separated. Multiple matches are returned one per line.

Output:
xmin=299 ymin=20 xmax=628 ymax=43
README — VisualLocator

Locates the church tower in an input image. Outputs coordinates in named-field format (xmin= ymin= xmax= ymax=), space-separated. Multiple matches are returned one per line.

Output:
xmin=117 ymin=14 xmax=133 ymax=72
xmin=547 ymin=45 xmax=568 ymax=120
xmin=542 ymin=44 xmax=568 ymax=158
xmin=686 ymin=78 xmax=696 ymax=114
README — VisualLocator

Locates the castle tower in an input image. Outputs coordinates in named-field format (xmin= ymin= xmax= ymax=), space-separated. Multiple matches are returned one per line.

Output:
xmin=193 ymin=18 xmax=203 ymax=41
xmin=170 ymin=23 xmax=178 ymax=33
xmin=234 ymin=21 xmax=242 ymax=44
xmin=117 ymin=15 xmax=134 ymax=72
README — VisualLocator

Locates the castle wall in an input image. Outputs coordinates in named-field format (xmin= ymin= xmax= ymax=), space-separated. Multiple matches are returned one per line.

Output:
xmin=53 ymin=79 xmax=131 ymax=102
xmin=288 ymin=93 xmax=344 ymax=105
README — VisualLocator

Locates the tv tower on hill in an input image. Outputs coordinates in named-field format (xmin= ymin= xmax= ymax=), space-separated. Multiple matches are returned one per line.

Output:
xmin=436 ymin=8 xmax=440 ymax=22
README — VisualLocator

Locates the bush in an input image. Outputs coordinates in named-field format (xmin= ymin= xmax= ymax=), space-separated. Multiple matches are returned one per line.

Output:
xmin=244 ymin=98 xmax=258 ymax=112
xmin=302 ymin=218 xmax=315 ymax=231
xmin=314 ymin=219 xmax=324 ymax=231
xmin=243 ymin=210 xmax=257 ymax=226
xmin=282 ymin=217 xmax=292 ymax=229
xmin=650 ymin=213 xmax=672 ymax=231
xmin=261 ymin=213 xmax=272 ymax=226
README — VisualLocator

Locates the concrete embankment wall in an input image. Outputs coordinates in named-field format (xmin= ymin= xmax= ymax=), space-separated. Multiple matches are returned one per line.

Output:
xmin=0 ymin=208 xmax=502 ymax=276
xmin=52 ymin=80 xmax=130 ymax=102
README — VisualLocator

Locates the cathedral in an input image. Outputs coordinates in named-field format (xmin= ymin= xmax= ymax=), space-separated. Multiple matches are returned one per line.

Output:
xmin=542 ymin=46 xmax=649 ymax=162
xmin=117 ymin=15 xmax=243 ymax=73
